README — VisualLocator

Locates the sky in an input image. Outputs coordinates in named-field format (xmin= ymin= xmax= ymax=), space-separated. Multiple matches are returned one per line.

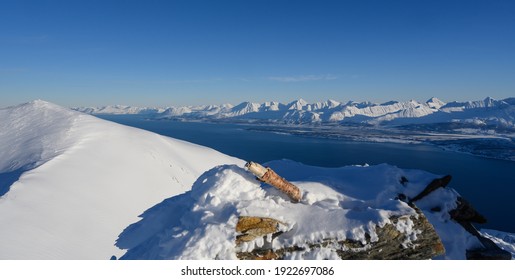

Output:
xmin=1 ymin=0 xmax=514 ymax=107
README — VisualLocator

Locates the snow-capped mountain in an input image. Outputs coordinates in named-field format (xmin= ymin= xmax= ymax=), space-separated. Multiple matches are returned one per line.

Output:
xmin=72 ymin=105 xmax=165 ymax=115
xmin=426 ymin=97 xmax=446 ymax=109
xmin=74 ymin=97 xmax=515 ymax=129
xmin=0 ymin=100 xmax=242 ymax=259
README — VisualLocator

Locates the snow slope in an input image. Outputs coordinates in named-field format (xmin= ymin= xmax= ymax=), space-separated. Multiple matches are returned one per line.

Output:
xmin=117 ymin=160 xmax=498 ymax=260
xmin=0 ymin=100 xmax=243 ymax=259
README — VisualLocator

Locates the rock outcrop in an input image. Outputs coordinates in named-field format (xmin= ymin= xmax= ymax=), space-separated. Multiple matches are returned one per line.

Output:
xmin=236 ymin=167 xmax=509 ymax=260
xmin=236 ymin=163 xmax=446 ymax=260
xmin=116 ymin=162 xmax=513 ymax=260
xmin=236 ymin=208 xmax=445 ymax=260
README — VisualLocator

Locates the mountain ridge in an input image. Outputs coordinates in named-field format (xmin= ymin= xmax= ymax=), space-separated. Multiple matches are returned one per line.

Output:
xmin=73 ymin=97 xmax=515 ymax=129
xmin=0 ymin=100 xmax=243 ymax=259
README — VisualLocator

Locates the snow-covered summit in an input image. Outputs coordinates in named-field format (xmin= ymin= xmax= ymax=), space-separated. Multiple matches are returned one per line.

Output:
xmin=0 ymin=100 xmax=78 ymax=175
xmin=287 ymin=99 xmax=309 ymax=111
xmin=0 ymin=100 xmax=242 ymax=259
xmin=426 ymin=97 xmax=446 ymax=109
xmin=224 ymin=101 xmax=261 ymax=117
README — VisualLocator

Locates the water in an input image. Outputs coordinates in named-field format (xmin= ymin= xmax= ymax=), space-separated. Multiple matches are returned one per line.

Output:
xmin=99 ymin=115 xmax=515 ymax=233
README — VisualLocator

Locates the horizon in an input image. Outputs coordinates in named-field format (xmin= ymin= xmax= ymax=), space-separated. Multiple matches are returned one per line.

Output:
xmin=2 ymin=95 xmax=512 ymax=110
xmin=2 ymin=1 xmax=515 ymax=107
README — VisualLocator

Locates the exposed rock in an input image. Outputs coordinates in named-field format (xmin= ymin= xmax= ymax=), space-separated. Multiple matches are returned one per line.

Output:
xmin=399 ymin=176 xmax=409 ymax=186
xmin=449 ymin=197 xmax=487 ymax=224
xmin=409 ymin=175 xmax=510 ymax=259
xmin=409 ymin=175 xmax=452 ymax=203
xmin=235 ymin=207 xmax=445 ymax=260
xmin=236 ymin=216 xmax=285 ymax=245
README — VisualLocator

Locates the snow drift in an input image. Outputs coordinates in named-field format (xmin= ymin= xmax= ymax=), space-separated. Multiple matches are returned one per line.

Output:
xmin=0 ymin=100 xmax=242 ymax=259
xmin=117 ymin=160 xmax=510 ymax=260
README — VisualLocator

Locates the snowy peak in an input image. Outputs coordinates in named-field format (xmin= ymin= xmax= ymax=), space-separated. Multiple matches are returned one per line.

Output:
xmin=311 ymin=99 xmax=341 ymax=111
xmin=426 ymin=97 xmax=446 ymax=109
xmin=226 ymin=101 xmax=261 ymax=117
xmin=261 ymin=101 xmax=283 ymax=111
xmin=0 ymin=100 xmax=242 ymax=259
xmin=73 ymin=105 xmax=164 ymax=115
xmin=21 ymin=99 xmax=71 ymax=112
xmin=287 ymin=99 xmax=309 ymax=111
xmin=161 ymin=106 xmax=192 ymax=117
xmin=0 ymin=100 xmax=81 ymax=173
xmin=75 ymin=96 xmax=515 ymax=128
xmin=327 ymin=99 xmax=341 ymax=108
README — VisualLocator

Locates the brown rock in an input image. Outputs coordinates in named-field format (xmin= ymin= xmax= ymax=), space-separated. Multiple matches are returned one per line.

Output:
xmin=236 ymin=216 xmax=286 ymax=245
xmin=449 ymin=197 xmax=487 ymax=224
xmin=410 ymin=175 xmax=452 ymax=203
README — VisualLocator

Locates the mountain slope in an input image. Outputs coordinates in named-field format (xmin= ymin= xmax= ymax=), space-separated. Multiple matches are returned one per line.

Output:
xmin=0 ymin=100 xmax=243 ymax=259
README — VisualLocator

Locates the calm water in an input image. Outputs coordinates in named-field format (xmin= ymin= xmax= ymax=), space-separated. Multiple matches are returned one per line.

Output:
xmin=100 ymin=115 xmax=515 ymax=233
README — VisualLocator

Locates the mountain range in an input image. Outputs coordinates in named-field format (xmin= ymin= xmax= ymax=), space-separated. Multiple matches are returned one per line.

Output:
xmin=74 ymin=97 xmax=515 ymax=130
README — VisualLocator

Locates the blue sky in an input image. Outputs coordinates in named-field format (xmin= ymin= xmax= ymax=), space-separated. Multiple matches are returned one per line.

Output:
xmin=1 ymin=0 xmax=514 ymax=107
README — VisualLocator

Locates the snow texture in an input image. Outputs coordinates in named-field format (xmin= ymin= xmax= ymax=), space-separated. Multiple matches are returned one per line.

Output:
xmin=117 ymin=160 xmax=498 ymax=260
xmin=2 ymin=100 xmax=513 ymax=260
xmin=0 ymin=100 xmax=243 ymax=259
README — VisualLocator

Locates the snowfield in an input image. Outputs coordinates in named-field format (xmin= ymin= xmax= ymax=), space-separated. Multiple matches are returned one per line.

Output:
xmin=1 ymin=100 xmax=513 ymax=260
xmin=0 ymin=100 xmax=243 ymax=259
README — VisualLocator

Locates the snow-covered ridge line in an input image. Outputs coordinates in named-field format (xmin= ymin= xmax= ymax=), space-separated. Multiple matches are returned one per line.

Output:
xmin=72 ymin=104 xmax=167 ymax=115
xmin=73 ymin=97 xmax=515 ymax=129
xmin=0 ymin=100 xmax=243 ymax=259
